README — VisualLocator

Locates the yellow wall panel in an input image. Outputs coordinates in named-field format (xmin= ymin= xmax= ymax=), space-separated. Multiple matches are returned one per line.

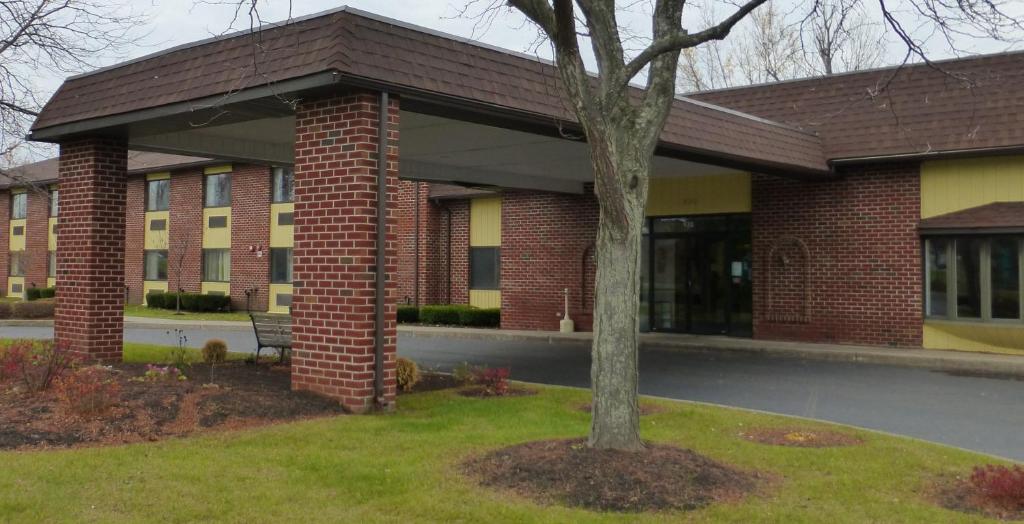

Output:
xmin=146 ymin=171 xmax=171 ymax=181
xmin=6 ymin=277 xmax=24 ymax=299
xmin=270 ymin=203 xmax=294 ymax=247
xmin=202 ymin=208 xmax=231 ymax=249
xmin=142 ymin=281 xmax=168 ymax=304
xmin=201 ymin=281 xmax=230 ymax=296
xmin=646 ymin=173 xmax=752 ymax=217
xmin=144 ymin=211 xmax=170 ymax=250
xmin=469 ymin=290 xmax=501 ymax=309
xmin=8 ymin=218 xmax=26 ymax=251
xmin=268 ymin=283 xmax=293 ymax=313
xmin=203 ymin=164 xmax=233 ymax=175
xmin=470 ymin=197 xmax=502 ymax=247
xmin=46 ymin=277 xmax=55 ymax=289
xmin=47 ymin=218 xmax=57 ymax=251
xmin=924 ymin=322 xmax=1024 ymax=355
xmin=921 ymin=156 xmax=1024 ymax=218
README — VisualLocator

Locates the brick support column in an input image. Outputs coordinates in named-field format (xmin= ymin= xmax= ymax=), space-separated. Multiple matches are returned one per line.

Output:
xmin=397 ymin=181 xmax=441 ymax=305
xmin=124 ymin=176 xmax=146 ymax=304
xmin=168 ymin=169 xmax=203 ymax=294
xmin=230 ymin=164 xmax=272 ymax=312
xmin=290 ymin=92 xmax=399 ymax=412
xmin=25 ymin=190 xmax=50 ymax=290
xmin=55 ymin=138 xmax=128 ymax=363
xmin=0 ymin=191 xmax=8 ymax=295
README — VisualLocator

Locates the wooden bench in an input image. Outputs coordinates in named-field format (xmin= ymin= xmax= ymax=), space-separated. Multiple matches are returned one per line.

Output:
xmin=250 ymin=313 xmax=292 ymax=363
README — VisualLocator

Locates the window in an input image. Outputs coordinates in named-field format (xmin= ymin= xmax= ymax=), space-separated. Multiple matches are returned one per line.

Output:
xmin=270 ymin=248 xmax=293 ymax=284
xmin=9 ymin=252 xmax=24 ymax=277
xmin=11 ymin=193 xmax=26 ymax=219
xmin=470 ymin=247 xmax=500 ymax=290
xmin=144 ymin=250 xmax=168 ymax=281
xmin=202 ymin=249 xmax=230 ymax=282
xmin=48 ymin=251 xmax=56 ymax=278
xmin=204 ymin=173 xmax=231 ymax=207
xmin=12 ymin=225 xmax=23 ymax=236
xmin=277 ymin=212 xmax=293 ymax=226
xmin=925 ymin=236 xmax=1023 ymax=322
xmin=49 ymin=190 xmax=59 ymax=217
xmin=146 ymin=179 xmax=169 ymax=211
xmin=207 ymin=215 xmax=227 ymax=228
xmin=272 ymin=167 xmax=294 ymax=203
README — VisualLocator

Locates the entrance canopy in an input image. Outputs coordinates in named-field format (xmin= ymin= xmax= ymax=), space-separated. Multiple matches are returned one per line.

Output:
xmin=29 ymin=7 xmax=831 ymax=187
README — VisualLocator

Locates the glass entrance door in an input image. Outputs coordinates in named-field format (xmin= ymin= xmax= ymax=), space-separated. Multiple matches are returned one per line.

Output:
xmin=689 ymin=236 xmax=729 ymax=334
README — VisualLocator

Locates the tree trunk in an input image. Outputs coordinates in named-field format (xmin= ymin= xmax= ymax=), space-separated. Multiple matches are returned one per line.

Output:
xmin=588 ymin=143 xmax=648 ymax=452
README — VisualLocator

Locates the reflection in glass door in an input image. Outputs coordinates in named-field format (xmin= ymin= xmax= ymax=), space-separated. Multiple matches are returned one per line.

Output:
xmin=689 ymin=237 xmax=728 ymax=334
xmin=652 ymin=238 xmax=688 ymax=331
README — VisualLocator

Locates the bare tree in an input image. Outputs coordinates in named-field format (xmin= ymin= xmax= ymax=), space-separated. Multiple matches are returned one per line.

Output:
xmin=803 ymin=0 xmax=887 ymax=75
xmin=0 ymin=0 xmax=143 ymax=182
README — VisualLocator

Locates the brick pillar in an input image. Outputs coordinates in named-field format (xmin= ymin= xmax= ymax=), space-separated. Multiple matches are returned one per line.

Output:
xmin=25 ymin=190 xmax=50 ymax=290
xmin=397 ymin=181 xmax=441 ymax=306
xmin=290 ymin=92 xmax=399 ymax=412
xmin=124 ymin=176 xmax=146 ymax=304
xmin=0 ymin=190 xmax=8 ymax=295
xmin=168 ymin=169 xmax=203 ymax=294
xmin=55 ymin=138 xmax=128 ymax=363
xmin=230 ymin=164 xmax=271 ymax=312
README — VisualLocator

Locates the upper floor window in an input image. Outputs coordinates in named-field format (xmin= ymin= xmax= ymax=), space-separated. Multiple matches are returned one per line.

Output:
xmin=49 ymin=190 xmax=59 ymax=217
xmin=147 ymin=179 xmax=169 ymax=211
xmin=272 ymin=167 xmax=294 ymax=203
xmin=925 ymin=236 xmax=1023 ymax=322
xmin=470 ymin=247 xmax=500 ymax=290
xmin=204 ymin=173 xmax=231 ymax=208
xmin=10 ymin=193 xmax=26 ymax=219
xmin=270 ymin=248 xmax=293 ymax=284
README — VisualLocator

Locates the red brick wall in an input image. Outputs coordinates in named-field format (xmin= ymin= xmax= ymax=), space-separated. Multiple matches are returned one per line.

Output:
xmin=55 ymin=138 xmax=128 ymax=363
xmin=24 ymin=189 xmax=50 ymax=290
xmin=500 ymin=190 xmax=599 ymax=331
xmin=124 ymin=176 xmax=146 ymax=304
xmin=396 ymin=180 xmax=442 ymax=306
xmin=440 ymin=199 xmax=470 ymax=305
xmin=168 ymin=169 xmax=203 ymax=294
xmin=0 ymin=190 xmax=8 ymax=294
xmin=750 ymin=163 xmax=923 ymax=347
xmin=230 ymin=164 xmax=271 ymax=312
xmin=290 ymin=92 xmax=399 ymax=411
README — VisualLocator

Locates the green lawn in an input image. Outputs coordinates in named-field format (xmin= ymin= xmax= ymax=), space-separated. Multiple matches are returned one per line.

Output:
xmin=123 ymin=304 xmax=251 ymax=322
xmin=0 ymin=343 xmax=1010 ymax=523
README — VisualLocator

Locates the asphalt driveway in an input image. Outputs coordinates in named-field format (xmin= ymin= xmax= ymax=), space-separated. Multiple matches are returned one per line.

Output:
xmin=4 ymin=324 xmax=1022 ymax=460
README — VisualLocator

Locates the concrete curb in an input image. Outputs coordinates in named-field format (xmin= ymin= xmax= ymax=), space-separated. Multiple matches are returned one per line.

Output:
xmin=398 ymin=325 xmax=1024 ymax=377
xmin=0 ymin=317 xmax=252 ymax=332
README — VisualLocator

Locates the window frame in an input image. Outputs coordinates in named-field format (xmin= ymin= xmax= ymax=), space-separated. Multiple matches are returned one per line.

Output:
xmin=10 ymin=193 xmax=26 ymax=219
xmin=201 ymin=248 xmax=231 ymax=282
xmin=924 ymin=235 xmax=1024 ymax=323
xmin=9 ymin=251 xmax=25 ymax=277
xmin=203 ymin=172 xmax=232 ymax=208
xmin=143 ymin=250 xmax=169 ymax=282
xmin=469 ymin=246 xmax=501 ymax=291
xmin=271 ymin=166 xmax=295 ymax=204
xmin=146 ymin=178 xmax=170 ymax=212
xmin=269 ymin=247 xmax=293 ymax=284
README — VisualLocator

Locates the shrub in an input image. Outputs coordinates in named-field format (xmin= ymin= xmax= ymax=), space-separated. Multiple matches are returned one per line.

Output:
xmin=396 ymin=357 xmax=420 ymax=392
xmin=143 ymin=364 xmax=187 ymax=382
xmin=472 ymin=366 xmax=511 ymax=396
xmin=397 ymin=305 xmax=419 ymax=324
xmin=55 ymin=366 xmax=121 ymax=417
xmin=145 ymin=291 xmax=166 ymax=309
xmin=145 ymin=292 xmax=231 ymax=313
xmin=459 ymin=307 xmax=500 ymax=328
xmin=419 ymin=305 xmax=471 ymax=325
xmin=12 ymin=299 xmax=55 ymax=319
xmin=202 ymin=339 xmax=228 ymax=365
xmin=451 ymin=362 xmax=477 ymax=386
xmin=0 ymin=301 xmax=11 ymax=319
xmin=0 ymin=340 xmax=77 ymax=392
xmin=26 ymin=287 xmax=56 ymax=301
xmin=970 ymin=465 xmax=1024 ymax=510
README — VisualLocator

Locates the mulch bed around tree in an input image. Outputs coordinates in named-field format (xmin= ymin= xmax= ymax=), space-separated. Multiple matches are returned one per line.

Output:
xmin=740 ymin=427 xmax=864 ymax=448
xmin=577 ymin=402 xmax=665 ymax=416
xmin=0 ymin=362 xmax=344 ymax=450
xmin=463 ymin=438 xmax=762 ymax=512
xmin=932 ymin=476 xmax=1024 ymax=521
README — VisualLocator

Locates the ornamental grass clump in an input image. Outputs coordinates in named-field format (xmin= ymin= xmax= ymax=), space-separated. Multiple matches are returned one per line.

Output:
xmin=202 ymin=339 xmax=228 ymax=383
xmin=396 ymin=357 xmax=420 ymax=392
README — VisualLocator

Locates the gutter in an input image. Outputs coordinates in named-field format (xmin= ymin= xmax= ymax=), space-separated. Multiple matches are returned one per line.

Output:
xmin=374 ymin=90 xmax=389 ymax=409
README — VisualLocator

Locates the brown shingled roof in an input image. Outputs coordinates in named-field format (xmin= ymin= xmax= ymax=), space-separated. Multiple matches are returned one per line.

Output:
xmin=919 ymin=202 xmax=1024 ymax=233
xmin=2 ymin=151 xmax=211 ymax=189
xmin=690 ymin=53 xmax=1024 ymax=161
xmin=31 ymin=8 xmax=827 ymax=176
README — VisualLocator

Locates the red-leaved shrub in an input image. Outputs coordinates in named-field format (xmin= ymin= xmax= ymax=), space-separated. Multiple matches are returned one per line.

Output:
xmin=55 ymin=366 xmax=121 ymax=417
xmin=0 ymin=340 xmax=77 ymax=392
xmin=472 ymin=366 xmax=511 ymax=396
xmin=970 ymin=465 xmax=1024 ymax=510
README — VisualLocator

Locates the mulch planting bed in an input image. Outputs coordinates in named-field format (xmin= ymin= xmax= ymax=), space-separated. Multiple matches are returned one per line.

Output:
xmin=740 ymin=427 xmax=863 ymax=448
xmin=0 ymin=362 xmax=344 ymax=450
xmin=464 ymin=438 xmax=762 ymax=512
xmin=933 ymin=476 xmax=1024 ymax=521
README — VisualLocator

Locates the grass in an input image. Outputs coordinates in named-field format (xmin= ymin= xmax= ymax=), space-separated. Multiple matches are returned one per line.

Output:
xmin=123 ymin=304 xmax=251 ymax=322
xmin=0 ymin=343 xmax=1013 ymax=523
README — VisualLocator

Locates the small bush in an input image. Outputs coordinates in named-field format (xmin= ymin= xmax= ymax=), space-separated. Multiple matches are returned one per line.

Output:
xmin=418 ymin=305 xmax=467 ymax=325
xmin=459 ymin=307 xmax=500 ymax=328
xmin=26 ymin=287 xmax=56 ymax=301
xmin=55 ymin=366 xmax=121 ymax=417
xmin=970 ymin=465 xmax=1024 ymax=510
xmin=472 ymin=366 xmax=511 ymax=396
xmin=142 ymin=364 xmax=187 ymax=382
xmin=145 ymin=291 xmax=166 ymax=309
xmin=397 ymin=305 xmax=419 ymax=324
xmin=396 ymin=357 xmax=420 ymax=392
xmin=0 ymin=339 xmax=77 ymax=392
xmin=12 ymin=299 xmax=55 ymax=319
xmin=451 ymin=362 xmax=476 ymax=386
xmin=145 ymin=292 xmax=231 ymax=313
xmin=201 ymin=339 xmax=228 ymax=365
xmin=0 ymin=302 xmax=11 ymax=319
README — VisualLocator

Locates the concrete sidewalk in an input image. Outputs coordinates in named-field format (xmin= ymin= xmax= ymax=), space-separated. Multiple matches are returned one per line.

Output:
xmin=0 ymin=316 xmax=252 ymax=331
xmin=400 ymin=325 xmax=1024 ymax=376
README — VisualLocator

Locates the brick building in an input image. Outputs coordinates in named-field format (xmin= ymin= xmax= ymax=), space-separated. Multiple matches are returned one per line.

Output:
xmin=15 ymin=7 xmax=1024 ymax=407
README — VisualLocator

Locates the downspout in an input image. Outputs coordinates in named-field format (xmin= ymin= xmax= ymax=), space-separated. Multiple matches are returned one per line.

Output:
xmin=374 ymin=90 xmax=389 ymax=408
xmin=414 ymin=182 xmax=420 ymax=307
